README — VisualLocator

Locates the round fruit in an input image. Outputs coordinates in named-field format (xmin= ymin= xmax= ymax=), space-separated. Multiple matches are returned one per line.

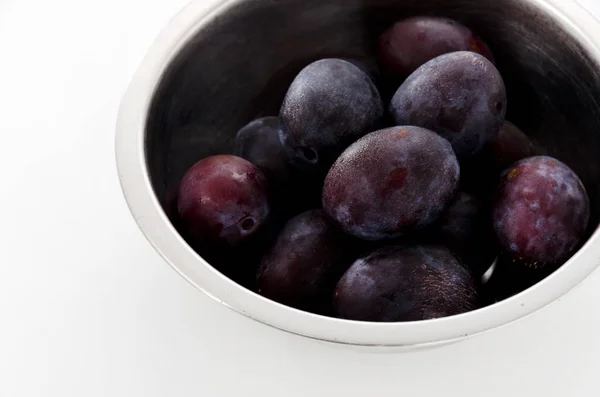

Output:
xmin=177 ymin=155 xmax=270 ymax=246
xmin=389 ymin=51 xmax=507 ymax=158
xmin=322 ymin=126 xmax=459 ymax=240
xmin=488 ymin=121 xmax=535 ymax=170
xmin=492 ymin=156 xmax=590 ymax=265
xmin=235 ymin=116 xmax=320 ymax=215
xmin=257 ymin=210 xmax=352 ymax=312
xmin=279 ymin=58 xmax=383 ymax=171
xmin=334 ymin=245 xmax=480 ymax=322
xmin=235 ymin=117 xmax=291 ymax=186
xmin=377 ymin=16 xmax=494 ymax=78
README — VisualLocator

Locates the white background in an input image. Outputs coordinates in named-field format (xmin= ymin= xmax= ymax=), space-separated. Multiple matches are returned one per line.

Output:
xmin=1 ymin=0 xmax=600 ymax=395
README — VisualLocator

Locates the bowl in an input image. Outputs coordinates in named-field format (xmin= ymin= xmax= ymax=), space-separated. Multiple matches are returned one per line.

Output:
xmin=116 ymin=0 xmax=600 ymax=348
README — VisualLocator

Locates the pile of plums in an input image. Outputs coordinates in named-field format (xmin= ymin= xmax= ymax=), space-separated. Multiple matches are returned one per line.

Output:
xmin=174 ymin=16 xmax=590 ymax=322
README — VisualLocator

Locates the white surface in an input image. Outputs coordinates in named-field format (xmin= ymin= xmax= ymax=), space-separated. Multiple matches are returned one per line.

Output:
xmin=1 ymin=0 xmax=600 ymax=396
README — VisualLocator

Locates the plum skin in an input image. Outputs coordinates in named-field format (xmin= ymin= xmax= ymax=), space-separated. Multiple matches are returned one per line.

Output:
xmin=235 ymin=116 xmax=323 ymax=216
xmin=488 ymin=121 xmax=536 ymax=170
xmin=235 ymin=116 xmax=291 ymax=186
xmin=389 ymin=51 xmax=507 ymax=158
xmin=177 ymin=155 xmax=270 ymax=247
xmin=257 ymin=210 xmax=353 ymax=312
xmin=334 ymin=245 xmax=480 ymax=322
xmin=322 ymin=126 xmax=459 ymax=241
xmin=279 ymin=58 xmax=383 ymax=171
xmin=492 ymin=156 xmax=590 ymax=266
xmin=377 ymin=16 xmax=494 ymax=78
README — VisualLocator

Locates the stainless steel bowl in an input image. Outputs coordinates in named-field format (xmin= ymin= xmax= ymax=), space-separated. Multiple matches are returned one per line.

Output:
xmin=116 ymin=0 xmax=600 ymax=348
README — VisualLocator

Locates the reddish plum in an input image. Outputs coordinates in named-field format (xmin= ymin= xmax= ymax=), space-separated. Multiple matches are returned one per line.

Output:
xmin=492 ymin=156 xmax=589 ymax=265
xmin=177 ymin=155 xmax=270 ymax=247
xmin=377 ymin=16 xmax=494 ymax=78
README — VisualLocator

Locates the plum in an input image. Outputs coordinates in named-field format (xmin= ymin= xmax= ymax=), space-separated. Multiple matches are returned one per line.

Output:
xmin=334 ymin=245 xmax=480 ymax=321
xmin=235 ymin=117 xmax=291 ymax=186
xmin=488 ymin=121 xmax=536 ymax=170
xmin=389 ymin=51 xmax=507 ymax=158
xmin=492 ymin=156 xmax=590 ymax=265
xmin=257 ymin=210 xmax=354 ymax=312
xmin=322 ymin=126 xmax=459 ymax=240
xmin=177 ymin=155 xmax=270 ymax=247
xmin=279 ymin=58 xmax=383 ymax=171
xmin=377 ymin=16 xmax=494 ymax=78
xmin=235 ymin=116 xmax=321 ymax=215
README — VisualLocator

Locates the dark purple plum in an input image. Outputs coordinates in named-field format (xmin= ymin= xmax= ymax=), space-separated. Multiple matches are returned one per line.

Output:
xmin=458 ymin=159 xmax=496 ymax=203
xmin=177 ymin=155 xmax=270 ymax=247
xmin=257 ymin=210 xmax=354 ymax=312
xmin=488 ymin=121 xmax=536 ymax=170
xmin=322 ymin=126 xmax=459 ymax=240
xmin=377 ymin=16 xmax=494 ymax=79
xmin=279 ymin=58 xmax=384 ymax=171
xmin=437 ymin=192 xmax=498 ymax=277
xmin=389 ymin=51 xmax=507 ymax=158
xmin=334 ymin=245 xmax=480 ymax=322
xmin=492 ymin=156 xmax=590 ymax=266
xmin=235 ymin=117 xmax=291 ymax=186
xmin=234 ymin=116 xmax=321 ymax=215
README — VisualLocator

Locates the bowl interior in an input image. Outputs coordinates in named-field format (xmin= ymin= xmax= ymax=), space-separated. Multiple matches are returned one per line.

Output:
xmin=145 ymin=0 xmax=600 ymax=290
